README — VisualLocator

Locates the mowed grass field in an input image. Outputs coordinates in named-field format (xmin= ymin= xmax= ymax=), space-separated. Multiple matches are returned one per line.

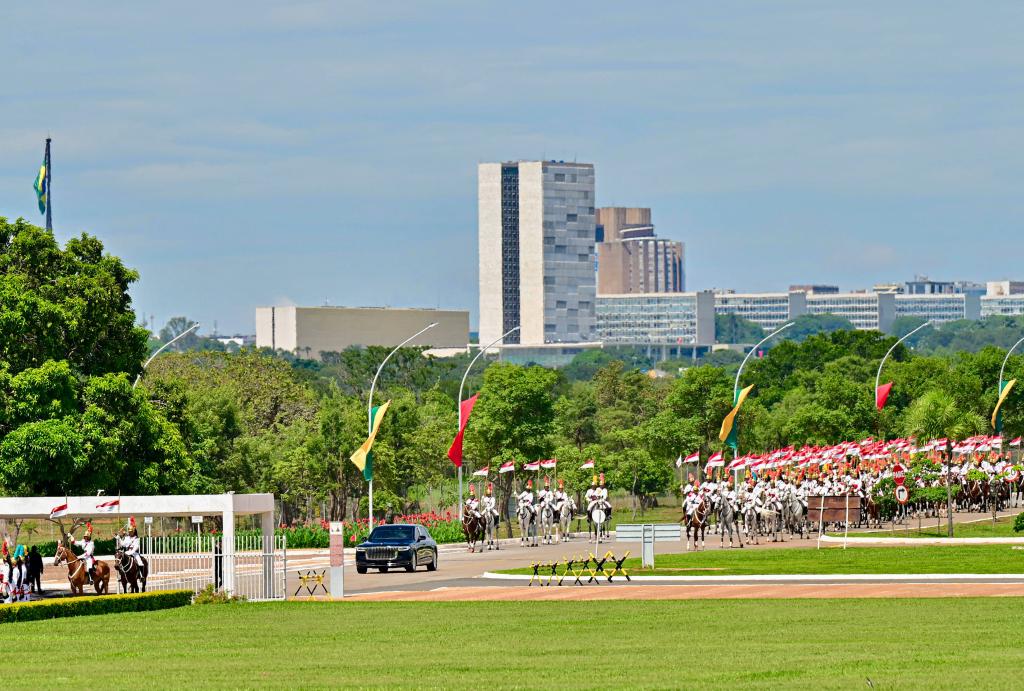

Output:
xmin=500 ymin=544 xmax=1024 ymax=576
xmin=7 ymin=599 xmax=1024 ymax=688
xmin=846 ymin=516 xmax=1021 ymax=539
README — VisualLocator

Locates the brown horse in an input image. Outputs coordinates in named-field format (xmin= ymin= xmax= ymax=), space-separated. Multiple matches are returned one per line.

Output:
xmin=462 ymin=513 xmax=485 ymax=553
xmin=685 ymin=495 xmax=712 ymax=551
xmin=115 ymin=548 xmax=148 ymax=593
xmin=54 ymin=543 xmax=110 ymax=596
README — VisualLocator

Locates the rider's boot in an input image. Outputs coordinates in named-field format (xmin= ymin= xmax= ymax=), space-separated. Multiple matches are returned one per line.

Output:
xmin=86 ymin=568 xmax=94 ymax=585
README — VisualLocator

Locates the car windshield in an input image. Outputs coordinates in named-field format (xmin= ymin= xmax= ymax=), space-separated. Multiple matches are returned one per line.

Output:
xmin=368 ymin=526 xmax=415 ymax=542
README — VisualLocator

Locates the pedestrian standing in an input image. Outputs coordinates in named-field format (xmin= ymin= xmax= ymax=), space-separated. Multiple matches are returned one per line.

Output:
xmin=27 ymin=546 xmax=43 ymax=595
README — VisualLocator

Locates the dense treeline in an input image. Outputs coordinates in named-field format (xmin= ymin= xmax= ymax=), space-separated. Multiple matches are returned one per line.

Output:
xmin=2 ymin=218 xmax=1023 ymax=526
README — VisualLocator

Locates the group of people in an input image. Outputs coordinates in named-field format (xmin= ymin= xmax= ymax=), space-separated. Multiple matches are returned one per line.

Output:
xmin=64 ymin=519 xmax=144 ymax=585
xmin=462 ymin=474 xmax=616 ymax=524
xmin=1 ymin=542 xmax=43 ymax=603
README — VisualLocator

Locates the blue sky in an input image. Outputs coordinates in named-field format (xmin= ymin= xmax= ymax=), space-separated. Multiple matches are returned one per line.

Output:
xmin=2 ymin=2 xmax=1022 ymax=334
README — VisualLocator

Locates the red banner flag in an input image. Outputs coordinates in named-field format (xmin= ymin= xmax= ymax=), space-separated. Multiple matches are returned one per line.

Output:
xmin=447 ymin=394 xmax=479 ymax=467
xmin=875 ymin=382 xmax=893 ymax=410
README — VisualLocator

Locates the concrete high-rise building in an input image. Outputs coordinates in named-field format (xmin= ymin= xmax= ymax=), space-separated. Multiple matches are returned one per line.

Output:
xmin=478 ymin=160 xmax=596 ymax=347
xmin=595 ymin=207 xmax=684 ymax=294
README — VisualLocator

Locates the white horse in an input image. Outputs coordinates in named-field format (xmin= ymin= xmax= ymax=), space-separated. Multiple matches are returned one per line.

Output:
xmin=557 ymin=498 xmax=576 ymax=542
xmin=539 ymin=497 xmax=557 ymax=545
xmin=717 ymin=493 xmax=742 ymax=548
xmin=518 ymin=504 xmax=537 ymax=547
xmin=484 ymin=509 xmax=499 ymax=550
xmin=589 ymin=500 xmax=610 ymax=544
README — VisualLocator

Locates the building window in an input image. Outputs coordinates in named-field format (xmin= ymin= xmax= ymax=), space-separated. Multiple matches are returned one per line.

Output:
xmin=567 ymin=213 xmax=578 ymax=222
xmin=554 ymin=173 xmax=565 ymax=182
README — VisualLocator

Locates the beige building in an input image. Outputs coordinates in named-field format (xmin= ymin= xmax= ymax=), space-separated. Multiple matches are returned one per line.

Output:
xmin=595 ymin=207 xmax=684 ymax=295
xmin=478 ymin=160 xmax=596 ymax=347
xmin=254 ymin=306 xmax=469 ymax=360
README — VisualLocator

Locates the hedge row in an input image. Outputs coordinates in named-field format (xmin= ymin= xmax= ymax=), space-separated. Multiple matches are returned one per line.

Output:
xmin=0 ymin=590 xmax=193 ymax=624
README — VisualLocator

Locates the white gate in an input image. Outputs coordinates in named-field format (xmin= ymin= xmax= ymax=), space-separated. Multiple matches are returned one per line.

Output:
xmin=143 ymin=534 xmax=287 ymax=601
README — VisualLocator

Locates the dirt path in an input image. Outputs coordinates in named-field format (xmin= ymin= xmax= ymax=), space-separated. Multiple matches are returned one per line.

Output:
xmin=350 ymin=582 xmax=1024 ymax=601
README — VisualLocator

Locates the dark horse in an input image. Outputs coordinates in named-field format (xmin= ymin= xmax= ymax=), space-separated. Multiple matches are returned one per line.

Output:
xmin=463 ymin=513 xmax=485 ymax=553
xmin=685 ymin=495 xmax=711 ymax=551
xmin=115 ymin=548 xmax=149 ymax=593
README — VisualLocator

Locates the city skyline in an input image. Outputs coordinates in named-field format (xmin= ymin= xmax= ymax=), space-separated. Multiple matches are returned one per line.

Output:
xmin=2 ymin=3 xmax=1023 ymax=334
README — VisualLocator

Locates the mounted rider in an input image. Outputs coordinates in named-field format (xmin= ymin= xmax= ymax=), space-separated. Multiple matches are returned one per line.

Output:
xmin=553 ymin=478 xmax=569 ymax=515
xmin=537 ymin=476 xmax=554 ymax=511
xmin=465 ymin=483 xmax=482 ymax=519
xmin=67 ymin=522 xmax=97 ymax=584
xmin=584 ymin=476 xmax=598 ymax=513
xmin=118 ymin=517 xmax=145 ymax=568
xmin=481 ymin=483 xmax=498 ymax=521
xmin=517 ymin=479 xmax=536 ymax=518
xmin=683 ymin=474 xmax=701 ymax=518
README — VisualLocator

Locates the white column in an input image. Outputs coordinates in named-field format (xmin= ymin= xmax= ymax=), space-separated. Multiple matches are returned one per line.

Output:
xmin=261 ymin=509 xmax=275 ymax=598
xmin=222 ymin=495 xmax=236 ymax=594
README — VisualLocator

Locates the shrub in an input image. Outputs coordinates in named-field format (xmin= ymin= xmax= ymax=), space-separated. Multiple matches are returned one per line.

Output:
xmin=193 ymin=584 xmax=246 ymax=605
xmin=0 ymin=590 xmax=193 ymax=624
xmin=1014 ymin=512 xmax=1024 ymax=534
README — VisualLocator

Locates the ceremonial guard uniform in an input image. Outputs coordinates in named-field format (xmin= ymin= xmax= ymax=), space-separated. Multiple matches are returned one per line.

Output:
xmin=465 ymin=484 xmax=482 ymax=518
xmin=553 ymin=479 xmax=569 ymax=514
xmin=482 ymin=484 xmax=498 ymax=520
xmin=518 ymin=480 xmax=536 ymax=517
xmin=69 ymin=523 xmax=97 ymax=584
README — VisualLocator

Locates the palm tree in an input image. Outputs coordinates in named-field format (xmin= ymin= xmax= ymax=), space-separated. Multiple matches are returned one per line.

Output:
xmin=903 ymin=390 xmax=986 ymax=537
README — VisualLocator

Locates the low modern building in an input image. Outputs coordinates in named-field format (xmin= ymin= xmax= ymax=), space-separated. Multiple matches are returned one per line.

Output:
xmin=987 ymin=280 xmax=1024 ymax=297
xmin=596 ymin=291 xmax=715 ymax=356
xmin=895 ymin=294 xmax=981 ymax=324
xmin=254 ymin=306 xmax=469 ymax=359
xmin=805 ymin=292 xmax=896 ymax=332
xmin=789 ymin=284 xmax=839 ymax=295
xmin=713 ymin=291 xmax=806 ymax=331
xmin=981 ymin=295 xmax=1024 ymax=318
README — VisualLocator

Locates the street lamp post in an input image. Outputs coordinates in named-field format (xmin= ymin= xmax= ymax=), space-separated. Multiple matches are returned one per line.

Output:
xmin=456 ymin=326 xmax=520 ymax=519
xmin=997 ymin=335 xmax=1024 ymax=453
xmin=728 ymin=322 xmax=794 ymax=485
xmin=875 ymin=321 xmax=931 ymax=408
xmin=366 ymin=322 xmax=438 ymax=525
xmin=133 ymin=323 xmax=200 ymax=389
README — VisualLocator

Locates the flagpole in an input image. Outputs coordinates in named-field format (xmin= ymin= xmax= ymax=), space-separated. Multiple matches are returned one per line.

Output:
xmin=457 ymin=325 xmax=519 ymax=520
xmin=368 ymin=322 xmax=438 ymax=526
xmin=875 ymin=320 xmax=931 ymax=410
xmin=44 ymin=138 xmax=52 ymax=232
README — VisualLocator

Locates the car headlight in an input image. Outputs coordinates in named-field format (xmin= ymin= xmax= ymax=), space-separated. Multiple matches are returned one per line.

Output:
xmin=397 ymin=546 xmax=411 ymax=551
xmin=355 ymin=547 xmax=366 ymax=552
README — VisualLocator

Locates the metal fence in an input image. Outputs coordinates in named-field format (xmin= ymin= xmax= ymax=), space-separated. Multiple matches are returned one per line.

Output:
xmin=143 ymin=534 xmax=287 ymax=601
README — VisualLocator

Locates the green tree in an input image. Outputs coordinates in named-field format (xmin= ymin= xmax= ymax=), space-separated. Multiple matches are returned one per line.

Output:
xmin=0 ymin=218 xmax=149 ymax=377
xmin=714 ymin=314 xmax=765 ymax=344
xmin=903 ymin=390 xmax=986 ymax=536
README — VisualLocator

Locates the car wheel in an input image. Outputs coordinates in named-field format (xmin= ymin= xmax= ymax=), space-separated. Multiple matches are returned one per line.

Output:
xmin=356 ymin=565 xmax=367 ymax=574
xmin=426 ymin=550 xmax=438 ymax=571
xmin=405 ymin=554 xmax=416 ymax=573
xmin=379 ymin=566 xmax=389 ymax=573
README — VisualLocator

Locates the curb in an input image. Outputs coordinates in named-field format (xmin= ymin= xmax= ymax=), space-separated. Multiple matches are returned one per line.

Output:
xmin=479 ymin=571 xmax=1024 ymax=583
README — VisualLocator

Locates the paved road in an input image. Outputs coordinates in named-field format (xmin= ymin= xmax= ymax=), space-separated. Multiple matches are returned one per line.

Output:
xmin=32 ymin=509 xmax=1020 ymax=599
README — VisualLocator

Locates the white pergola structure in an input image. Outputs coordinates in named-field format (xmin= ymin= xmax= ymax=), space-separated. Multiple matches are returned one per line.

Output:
xmin=0 ymin=492 xmax=275 ymax=593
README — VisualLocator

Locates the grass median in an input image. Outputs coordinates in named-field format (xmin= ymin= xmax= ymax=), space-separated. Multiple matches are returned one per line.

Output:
xmin=5 ymin=599 xmax=1023 ymax=688
xmin=843 ymin=515 xmax=1020 ymax=539
xmin=497 ymin=544 xmax=1024 ymax=576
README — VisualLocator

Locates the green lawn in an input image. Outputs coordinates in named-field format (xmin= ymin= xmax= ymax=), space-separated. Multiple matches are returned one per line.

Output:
xmin=499 ymin=544 xmax=1024 ymax=576
xmin=844 ymin=516 xmax=1022 ymax=539
xmin=6 ymin=599 xmax=1024 ymax=688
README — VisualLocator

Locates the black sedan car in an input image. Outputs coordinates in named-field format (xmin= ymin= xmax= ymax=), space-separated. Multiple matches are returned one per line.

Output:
xmin=355 ymin=523 xmax=438 ymax=574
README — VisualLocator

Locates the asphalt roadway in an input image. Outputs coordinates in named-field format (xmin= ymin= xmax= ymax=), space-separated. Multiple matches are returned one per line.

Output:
xmin=33 ymin=509 xmax=1024 ymax=601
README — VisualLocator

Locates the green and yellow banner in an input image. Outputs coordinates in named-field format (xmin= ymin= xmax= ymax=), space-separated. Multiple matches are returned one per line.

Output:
xmin=350 ymin=400 xmax=391 ymax=482
xmin=993 ymin=379 xmax=1016 ymax=431
xmin=720 ymin=384 xmax=754 ymax=450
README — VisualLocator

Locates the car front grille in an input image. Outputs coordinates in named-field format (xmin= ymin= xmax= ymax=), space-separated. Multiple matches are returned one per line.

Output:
xmin=366 ymin=547 xmax=399 ymax=561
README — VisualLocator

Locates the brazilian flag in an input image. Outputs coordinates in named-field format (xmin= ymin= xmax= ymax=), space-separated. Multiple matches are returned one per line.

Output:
xmin=33 ymin=158 xmax=47 ymax=215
